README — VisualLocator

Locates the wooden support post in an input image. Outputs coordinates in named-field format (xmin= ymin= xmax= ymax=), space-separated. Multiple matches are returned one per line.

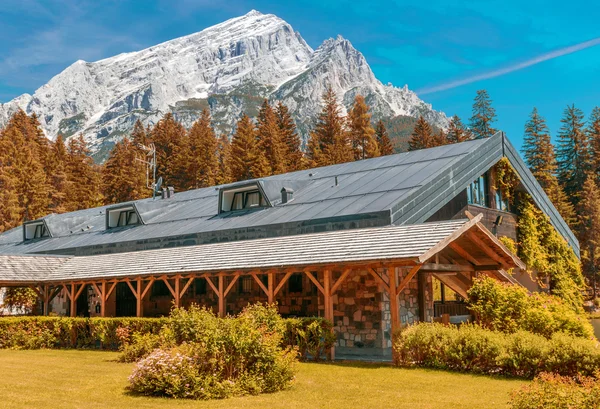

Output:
xmin=418 ymin=272 xmax=427 ymax=322
xmin=268 ymin=272 xmax=274 ymax=304
xmin=101 ymin=281 xmax=107 ymax=317
xmin=174 ymin=276 xmax=181 ymax=308
xmin=42 ymin=285 xmax=49 ymax=316
xmin=323 ymin=269 xmax=334 ymax=360
xmin=218 ymin=274 xmax=224 ymax=318
xmin=136 ymin=277 xmax=143 ymax=317
xmin=69 ymin=284 xmax=76 ymax=317
xmin=389 ymin=268 xmax=400 ymax=336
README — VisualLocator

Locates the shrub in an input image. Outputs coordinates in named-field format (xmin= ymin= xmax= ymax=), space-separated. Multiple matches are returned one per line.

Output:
xmin=0 ymin=305 xmax=334 ymax=363
xmin=510 ymin=373 xmax=600 ymax=409
xmin=0 ymin=317 xmax=167 ymax=350
xmin=393 ymin=322 xmax=600 ymax=379
xmin=284 ymin=317 xmax=336 ymax=361
xmin=468 ymin=276 xmax=594 ymax=339
xmin=127 ymin=305 xmax=297 ymax=400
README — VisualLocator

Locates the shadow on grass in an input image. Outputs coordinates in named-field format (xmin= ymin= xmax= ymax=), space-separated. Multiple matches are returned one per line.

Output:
xmin=304 ymin=359 xmax=530 ymax=382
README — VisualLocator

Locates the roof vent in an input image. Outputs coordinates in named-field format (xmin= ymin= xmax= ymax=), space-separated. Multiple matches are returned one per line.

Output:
xmin=162 ymin=186 xmax=175 ymax=199
xmin=281 ymin=187 xmax=294 ymax=204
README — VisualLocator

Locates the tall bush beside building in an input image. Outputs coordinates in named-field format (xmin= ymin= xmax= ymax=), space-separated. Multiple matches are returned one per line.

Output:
xmin=467 ymin=276 xmax=594 ymax=339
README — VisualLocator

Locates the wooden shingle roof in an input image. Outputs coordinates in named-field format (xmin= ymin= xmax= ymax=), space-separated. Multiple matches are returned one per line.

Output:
xmin=0 ymin=217 xmax=523 ymax=285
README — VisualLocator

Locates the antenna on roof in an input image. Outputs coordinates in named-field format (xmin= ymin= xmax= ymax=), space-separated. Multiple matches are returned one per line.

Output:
xmin=135 ymin=143 xmax=160 ymax=200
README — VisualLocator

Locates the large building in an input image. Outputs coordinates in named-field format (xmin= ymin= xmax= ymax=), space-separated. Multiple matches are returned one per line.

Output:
xmin=0 ymin=132 xmax=577 ymax=357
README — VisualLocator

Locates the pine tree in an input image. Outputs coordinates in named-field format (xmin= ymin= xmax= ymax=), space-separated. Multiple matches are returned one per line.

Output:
xmin=65 ymin=135 xmax=102 ymax=211
xmin=375 ymin=120 xmax=394 ymax=156
xmin=149 ymin=113 xmax=187 ymax=189
xmin=521 ymin=108 xmax=575 ymax=226
xmin=0 ymin=113 xmax=51 ymax=223
xmin=469 ymin=90 xmax=497 ymax=139
xmin=102 ymin=138 xmax=148 ymax=204
xmin=408 ymin=116 xmax=434 ymax=151
xmin=185 ymin=109 xmax=218 ymax=189
xmin=275 ymin=101 xmax=303 ymax=171
xmin=446 ymin=115 xmax=473 ymax=144
xmin=228 ymin=114 xmax=270 ymax=181
xmin=556 ymin=104 xmax=590 ymax=205
xmin=216 ymin=133 xmax=232 ymax=185
xmin=131 ymin=119 xmax=148 ymax=147
xmin=587 ymin=107 xmax=600 ymax=186
xmin=256 ymin=100 xmax=284 ymax=174
xmin=578 ymin=174 xmax=600 ymax=297
xmin=48 ymin=135 xmax=69 ymax=213
xmin=433 ymin=129 xmax=447 ymax=147
xmin=306 ymin=86 xmax=352 ymax=166
xmin=347 ymin=95 xmax=379 ymax=160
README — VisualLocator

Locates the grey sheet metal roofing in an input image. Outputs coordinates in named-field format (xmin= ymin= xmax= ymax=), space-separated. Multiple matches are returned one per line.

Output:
xmin=0 ymin=132 xmax=579 ymax=256
xmin=0 ymin=218 xmax=514 ymax=284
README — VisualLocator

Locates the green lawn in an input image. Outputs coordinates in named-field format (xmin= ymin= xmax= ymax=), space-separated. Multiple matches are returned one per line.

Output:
xmin=0 ymin=350 xmax=525 ymax=409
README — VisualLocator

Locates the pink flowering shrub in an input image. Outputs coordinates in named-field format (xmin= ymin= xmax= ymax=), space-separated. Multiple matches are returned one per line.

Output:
xmin=127 ymin=305 xmax=297 ymax=399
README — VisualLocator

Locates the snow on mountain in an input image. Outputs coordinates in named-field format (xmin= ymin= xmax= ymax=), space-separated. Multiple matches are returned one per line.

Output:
xmin=0 ymin=10 xmax=448 ymax=159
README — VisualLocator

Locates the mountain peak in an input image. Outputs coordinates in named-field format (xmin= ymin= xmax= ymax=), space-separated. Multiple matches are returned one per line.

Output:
xmin=245 ymin=9 xmax=263 ymax=17
xmin=0 ymin=11 xmax=448 ymax=159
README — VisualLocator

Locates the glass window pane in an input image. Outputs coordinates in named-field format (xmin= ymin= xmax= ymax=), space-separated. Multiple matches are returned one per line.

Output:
xmin=246 ymin=192 xmax=260 ymax=208
xmin=232 ymin=193 xmax=243 ymax=210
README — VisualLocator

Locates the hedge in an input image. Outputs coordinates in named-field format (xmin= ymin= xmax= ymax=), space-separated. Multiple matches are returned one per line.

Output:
xmin=393 ymin=322 xmax=600 ymax=378
xmin=0 ymin=314 xmax=335 ymax=360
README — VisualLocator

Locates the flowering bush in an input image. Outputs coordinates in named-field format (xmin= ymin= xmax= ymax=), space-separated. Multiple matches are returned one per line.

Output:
xmin=127 ymin=305 xmax=297 ymax=400
xmin=468 ymin=276 xmax=594 ymax=339
xmin=510 ymin=373 xmax=600 ymax=409
xmin=393 ymin=322 xmax=600 ymax=378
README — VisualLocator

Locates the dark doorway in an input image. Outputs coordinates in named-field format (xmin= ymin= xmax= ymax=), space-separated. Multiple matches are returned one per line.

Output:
xmin=76 ymin=285 xmax=90 ymax=317
xmin=116 ymin=282 xmax=136 ymax=317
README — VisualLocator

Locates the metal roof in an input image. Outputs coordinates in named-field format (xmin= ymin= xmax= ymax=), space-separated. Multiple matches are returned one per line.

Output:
xmin=0 ymin=218 xmax=521 ymax=284
xmin=0 ymin=132 xmax=579 ymax=256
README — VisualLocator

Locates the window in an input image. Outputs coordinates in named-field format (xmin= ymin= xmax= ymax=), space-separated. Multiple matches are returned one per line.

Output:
xmin=495 ymin=191 xmax=510 ymax=212
xmin=230 ymin=190 xmax=265 ymax=211
xmin=219 ymin=184 xmax=269 ymax=213
xmin=288 ymin=274 xmax=303 ymax=293
xmin=107 ymin=206 xmax=141 ymax=229
xmin=24 ymin=222 xmax=50 ymax=240
xmin=239 ymin=277 xmax=252 ymax=294
xmin=466 ymin=175 xmax=487 ymax=207
xmin=194 ymin=278 xmax=207 ymax=296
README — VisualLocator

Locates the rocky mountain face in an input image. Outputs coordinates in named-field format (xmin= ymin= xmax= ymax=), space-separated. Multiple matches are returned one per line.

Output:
xmin=0 ymin=10 xmax=448 ymax=160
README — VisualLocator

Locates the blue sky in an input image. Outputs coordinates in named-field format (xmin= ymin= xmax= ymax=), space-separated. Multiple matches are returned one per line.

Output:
xmin=1 ymin=0 xmax=599 ymax=149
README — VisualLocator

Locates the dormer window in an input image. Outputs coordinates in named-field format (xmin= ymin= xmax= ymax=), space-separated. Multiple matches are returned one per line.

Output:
xmin=23 ymin=221 xmax=50 ymax=240
xmin=219 ymin=183 xmax=269 ymax=213
xmin=106 ymin=206 xmax=141 ymax=229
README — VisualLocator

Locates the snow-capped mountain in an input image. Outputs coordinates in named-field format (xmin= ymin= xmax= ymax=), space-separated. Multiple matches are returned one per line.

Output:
xmin=0 ymin=10 xmax=448 ymax=159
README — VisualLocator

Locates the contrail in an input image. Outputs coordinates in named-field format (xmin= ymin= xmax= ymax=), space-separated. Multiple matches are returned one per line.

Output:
xmin=416 ymin=37 xmax=600 ymax=95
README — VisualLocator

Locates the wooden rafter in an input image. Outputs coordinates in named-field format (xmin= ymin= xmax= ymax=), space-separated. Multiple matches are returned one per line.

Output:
xmin=396 ymin=264 xmax=422 ymax=296
xmin=368 ymin=268 xmax=390 ymax=292
xmin=330 ymin=269 xmax=351 ymax=295
xmin=274 ymin=271 xmax=293 ymax=296
xmin=304 ymin=271 xmax=325 ymax=294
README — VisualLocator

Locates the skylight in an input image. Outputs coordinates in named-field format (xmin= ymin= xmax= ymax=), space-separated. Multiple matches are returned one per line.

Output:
xmin=106 ymin=205 xmax=141 ymax=229
xmin=23 ymin=220 xmax=50 ymax=241
xmin=219 ymin=183 xmax=269 ymax=213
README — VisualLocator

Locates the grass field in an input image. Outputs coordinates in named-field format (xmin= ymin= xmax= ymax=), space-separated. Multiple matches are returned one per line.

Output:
xmin=0 ymin=350 xmax=526 ymax=409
